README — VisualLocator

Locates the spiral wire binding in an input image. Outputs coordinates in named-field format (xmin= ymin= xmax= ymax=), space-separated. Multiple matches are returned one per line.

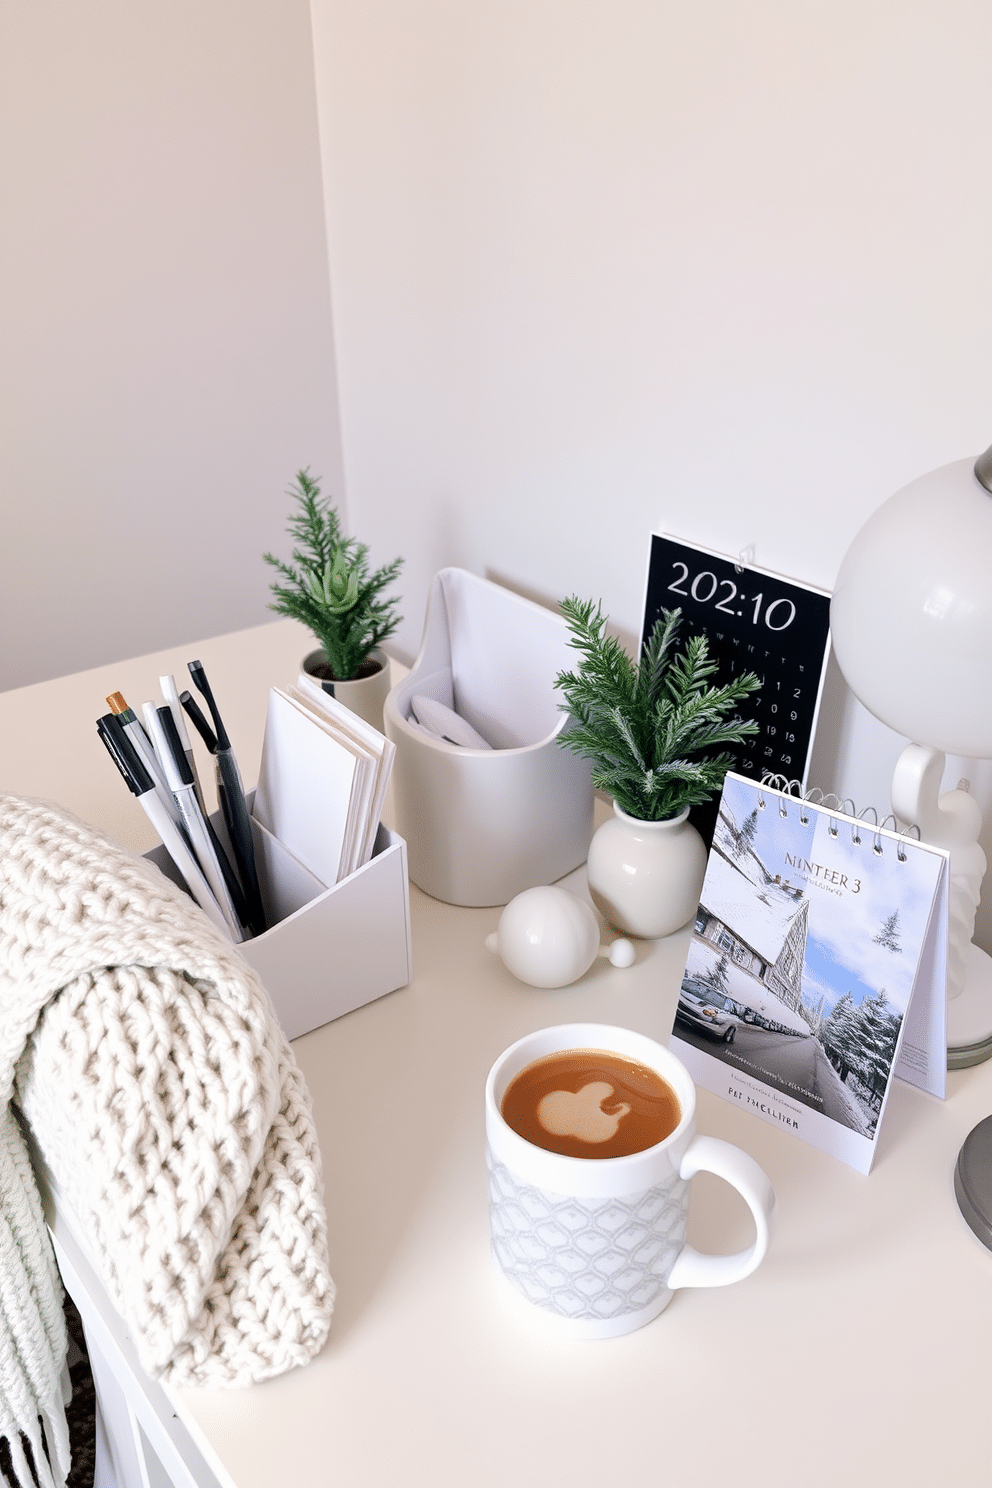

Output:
xmin=857 ymin=805 xmax=879 ymax=852
xmin=895 ymin=823 xmax=920 ymax=862
xmin=757 ymin=772 xmax=920 ymax=862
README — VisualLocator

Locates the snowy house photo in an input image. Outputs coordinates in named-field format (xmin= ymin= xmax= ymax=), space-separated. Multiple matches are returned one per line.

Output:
xmin=685 ymin=797 xmax=814 ymax=1035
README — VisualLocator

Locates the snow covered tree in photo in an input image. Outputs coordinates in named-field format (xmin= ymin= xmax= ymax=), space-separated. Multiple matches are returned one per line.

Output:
xmin=821 ymin=987 xmax=901 ymax=1111
xmin=733 ymin=807 xmax=759 ymax=861
xmin=873 ymin=910 xmax=903 ymax=954
xmin=703 ymin=952 xmax=730 ymax=994
xmin=821 ymin=992 xmax=861 ymax=1082
xmin=856 ymin=991 xmax=901 ymax=1102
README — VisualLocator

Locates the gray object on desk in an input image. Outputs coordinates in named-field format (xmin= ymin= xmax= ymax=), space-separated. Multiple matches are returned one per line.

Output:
xmin=954 ymin=1115 xmax=992 ymax=1250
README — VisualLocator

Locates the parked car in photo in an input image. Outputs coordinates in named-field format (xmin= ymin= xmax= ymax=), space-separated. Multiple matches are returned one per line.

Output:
xmin=675 ymin=979 xmax=742 ymax=1044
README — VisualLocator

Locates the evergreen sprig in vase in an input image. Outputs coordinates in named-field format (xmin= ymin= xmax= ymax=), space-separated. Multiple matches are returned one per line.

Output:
xmin=264 ymin=469 xmax=403 ymax=729
xmin=555 ymin=598 xmax=760 ymax=938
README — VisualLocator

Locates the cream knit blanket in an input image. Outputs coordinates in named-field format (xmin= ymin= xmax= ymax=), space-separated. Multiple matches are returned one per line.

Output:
xmin=1 ymin=794 xmax=334 ymax=1486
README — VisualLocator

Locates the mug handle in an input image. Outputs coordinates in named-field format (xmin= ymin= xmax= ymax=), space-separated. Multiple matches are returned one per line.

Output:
xmin=666 ymin=1135 xmax=776 ymax=1291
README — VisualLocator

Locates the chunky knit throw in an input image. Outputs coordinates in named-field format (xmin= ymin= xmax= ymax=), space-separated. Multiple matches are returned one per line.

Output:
xmin=0 ymin=794 xmax=334 ymax=1487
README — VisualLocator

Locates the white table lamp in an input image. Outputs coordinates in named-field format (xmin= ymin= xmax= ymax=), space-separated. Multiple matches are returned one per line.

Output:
xmin=830 ymin=445 xmax=992 ymax=1067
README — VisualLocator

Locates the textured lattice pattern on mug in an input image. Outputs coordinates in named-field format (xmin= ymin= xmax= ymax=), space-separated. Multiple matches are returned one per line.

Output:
xmin=487 ymin=1150 xmax=689 ymax=1320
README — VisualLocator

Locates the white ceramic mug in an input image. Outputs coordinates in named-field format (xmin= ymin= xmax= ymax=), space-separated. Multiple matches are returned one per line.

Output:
xmin=486 ymin=1023 xmax=776 ymax=1338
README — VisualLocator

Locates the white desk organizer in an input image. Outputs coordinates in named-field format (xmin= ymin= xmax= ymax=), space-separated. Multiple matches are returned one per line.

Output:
xmin=383 ymin=568 xmax=594 ymax=907
xmin=146 ymin=793 xmax=412 ymax=1040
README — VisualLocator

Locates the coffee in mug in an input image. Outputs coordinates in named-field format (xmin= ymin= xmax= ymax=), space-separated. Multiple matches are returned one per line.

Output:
xmin=486 ymin=1023 xmax=775 ymax=1339
xmin=500 ymin=1048 xmax=681 ymax=1159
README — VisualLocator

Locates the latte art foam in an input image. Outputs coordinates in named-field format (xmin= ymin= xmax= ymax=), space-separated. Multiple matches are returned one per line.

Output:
xmin=501 ymin=1048 xmax=682 ymax=1159
xmin=537 ymin=1081 xmax=630 ymax=1143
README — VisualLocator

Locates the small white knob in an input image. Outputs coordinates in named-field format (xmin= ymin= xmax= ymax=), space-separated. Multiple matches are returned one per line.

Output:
xmin=609 ymin=938 xmax=636 ymax=968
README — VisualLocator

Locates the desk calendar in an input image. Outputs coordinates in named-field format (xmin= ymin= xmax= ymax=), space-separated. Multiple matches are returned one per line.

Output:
xmin=672 ymin=773 xmax=949 ymax=1173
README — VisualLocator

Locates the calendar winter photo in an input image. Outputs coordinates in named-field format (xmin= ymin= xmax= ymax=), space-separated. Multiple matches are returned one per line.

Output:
xmin=671 ymin=773 xmax=949 ymax=1173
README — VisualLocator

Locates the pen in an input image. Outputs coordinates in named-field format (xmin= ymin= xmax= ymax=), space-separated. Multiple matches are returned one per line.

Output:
xmin=142 ymin=702 xmax=248 ymax=942
xmin=96 ymin=714 xmax=234 ymax=940
xmin=179 ymin=690 xmax=218 ymax=754
xmin=182 ymin=687 xmax=266 ymax=933
xmin=159 ymin=673 xmax=206 ymax=813
xmin=188 ymin=660 xmax=266 ymax=935
xmin=106 ymin=690 xmax=184 ymax=831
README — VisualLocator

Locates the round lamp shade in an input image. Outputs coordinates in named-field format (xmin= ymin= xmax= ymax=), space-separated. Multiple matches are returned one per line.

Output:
xmin=830 ymin=457 xmax=992 ymax=758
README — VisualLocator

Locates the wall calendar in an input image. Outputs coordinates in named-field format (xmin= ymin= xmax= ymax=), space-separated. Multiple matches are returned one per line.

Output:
xmin=641 ymin=533 xmax=832 ymax=843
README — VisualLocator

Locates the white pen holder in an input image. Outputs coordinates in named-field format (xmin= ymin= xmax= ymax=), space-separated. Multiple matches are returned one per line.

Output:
xmin=146 ymin=791 xmax=412 ymax=1040
xmin=383 ymin=568 xmax=594 ymax=907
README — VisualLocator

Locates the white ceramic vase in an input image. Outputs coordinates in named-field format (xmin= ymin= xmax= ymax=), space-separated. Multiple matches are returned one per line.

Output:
xmin=586 ymin=803 xmax=707 ymax=939
xmin=302 ymin=647 xmax=391 ymax=732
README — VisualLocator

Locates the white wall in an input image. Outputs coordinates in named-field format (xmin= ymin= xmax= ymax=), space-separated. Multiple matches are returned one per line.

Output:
xmin=309 ymin=0 xmax=992 ymax=945
xmin=0 ymin=1 xmax=344 ymax=692
xmin=5 ymin=5 xmax=991 ymax=939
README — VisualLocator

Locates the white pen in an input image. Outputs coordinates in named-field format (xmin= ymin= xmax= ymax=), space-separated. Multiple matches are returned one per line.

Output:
xmin=97 ymin=714 xmax=233 ymax=940
xmin=159 ymin=672 xmax=206 ymax=813
xmin=142 ymin=701 xmax=246 ymax=942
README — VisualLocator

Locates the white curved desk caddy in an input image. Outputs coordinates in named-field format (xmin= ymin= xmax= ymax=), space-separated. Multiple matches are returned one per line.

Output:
xmin=384 ymin=568 xmax=593 ymax=907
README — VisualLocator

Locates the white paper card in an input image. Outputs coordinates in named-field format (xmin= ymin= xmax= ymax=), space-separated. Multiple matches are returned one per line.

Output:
xmin=253 ymin=688 xmax=369 ymax=886
xmin=280 ymin=690 xmax=373 ymax=878
xmin=291 ymin=675 xmax=396 ymax=871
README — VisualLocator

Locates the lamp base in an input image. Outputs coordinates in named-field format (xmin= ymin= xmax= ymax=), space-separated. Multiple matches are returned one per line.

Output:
xmin=954 ymin=1115 xmax=992 ymax=1248
xmin=947 ymin=944 xmax=992 ymax=1069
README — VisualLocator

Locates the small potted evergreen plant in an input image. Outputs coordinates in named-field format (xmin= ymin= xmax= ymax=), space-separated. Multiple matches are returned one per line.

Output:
xmin=264 ymin=469 xmax=403 ymax=729
xmin=554 ymin=597 xmax=760 ymax=937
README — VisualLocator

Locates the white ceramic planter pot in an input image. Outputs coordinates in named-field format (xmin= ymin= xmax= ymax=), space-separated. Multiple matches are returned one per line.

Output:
xmin=586 ymin=803 xmax=707 ymax=939
xmin=302 ymin=647 xmax=391 ymax=732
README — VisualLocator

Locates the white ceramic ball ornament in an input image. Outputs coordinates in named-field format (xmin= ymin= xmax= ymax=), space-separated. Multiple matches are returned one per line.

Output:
xmin=485 ymin=886 xmax=635 ymax=988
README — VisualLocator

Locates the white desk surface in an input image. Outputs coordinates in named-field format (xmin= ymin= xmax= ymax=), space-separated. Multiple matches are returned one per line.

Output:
xmin=3 ymin=619 xmax=992 ymax=1488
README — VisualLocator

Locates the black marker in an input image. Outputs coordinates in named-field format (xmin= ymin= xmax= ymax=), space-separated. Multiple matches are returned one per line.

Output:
xmin=188 ymin=660 xmax=266 ymax=935
xmin=180 ymin=690 xmax=218 ymax=754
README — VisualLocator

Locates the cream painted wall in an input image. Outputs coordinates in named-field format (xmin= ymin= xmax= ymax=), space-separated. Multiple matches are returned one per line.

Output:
xmin=309 ymin=0 xmax=992 ymax=944
xmin=4 ymin=5 xmax=990 ymax=940
xmin=0 ymin=1 xmax=344 ymax=692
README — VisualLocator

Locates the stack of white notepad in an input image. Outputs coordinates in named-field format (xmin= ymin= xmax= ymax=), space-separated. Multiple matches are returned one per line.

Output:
xmin=253 ymin=677 xmax=395 ymax=887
